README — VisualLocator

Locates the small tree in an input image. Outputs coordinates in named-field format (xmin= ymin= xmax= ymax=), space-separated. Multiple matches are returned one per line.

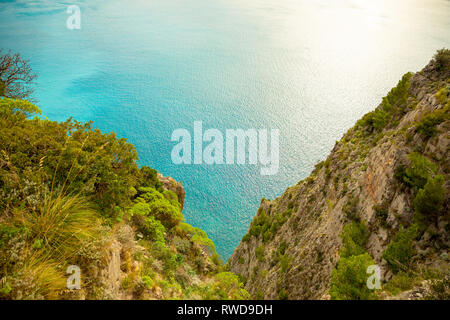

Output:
xmin=330 ymin=253 xmax=377 ymax=300
xmin=413 ymin=175 xmax=445 ymax=227
xmin=433 ymin=48 xmax=450 ymax=73
xmin=0 ymin=50 xmax=37 ymax=101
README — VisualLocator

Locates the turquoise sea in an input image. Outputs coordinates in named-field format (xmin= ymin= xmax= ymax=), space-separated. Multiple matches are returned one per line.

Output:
xmin=1 ymin=0 xmax=449 ymax=259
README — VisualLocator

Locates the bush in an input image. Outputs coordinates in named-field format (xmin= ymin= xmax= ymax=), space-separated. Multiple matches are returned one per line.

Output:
xmin=140 ymin=216 xmax=165 ymax=243
xmin=413 ymin=175 xmax=445 ymax=227
xmin=433 ymin=48 xmax=450 ymax=72
xmin=381 ymin=72 xmax=413 ymax=113
xmin=255 ymin=245 xmax=265 ymax=262
xmin=132 ymin=188 xmax=184 ymax=229
xmin=402 ymin=153 xmax=437 ymax=191
xmin=278 ymin=288 xmax=289 ymax=300
xmin=204 ymin=272 xmax=250 ymax=300
xmin=147 ymin=198 xmax=183 ymax=229
xmin=176 ymin=222 xmax=216 ymax=255
xmin=357 ymin=108 xmax=390 ymax=133
xmin=382 ymin=225 xmax=418 ymax=274
xmin=340 ymin=221 xmax=369 ymax=258
xmin=22 ymin=194 xmax=100 ymax=259
xmin=383 ymin=271 xmax=417 ymax=295
xmin=415 ymin=107 xmax=448 ymax=138
xmin=247 ymin=210 xmax=270 ymax=239
xmin=280 ymin=255 xmax=291 ymax=273
xmin=356 ymin=72 xmax=412 ymax=133
xmin=139 ymin=166 xmax=162 ymax=190
xmin=330 ymin=253 xmax=376 ymax=300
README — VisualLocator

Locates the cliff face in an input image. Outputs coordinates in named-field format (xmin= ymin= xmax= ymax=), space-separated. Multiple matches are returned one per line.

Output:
xmin=229 ymin=52 xmax=449 ymax=300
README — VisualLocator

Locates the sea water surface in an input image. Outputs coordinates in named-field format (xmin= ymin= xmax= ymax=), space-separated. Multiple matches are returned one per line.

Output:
xmin=1 ymin=0 xmax=449 ymax=259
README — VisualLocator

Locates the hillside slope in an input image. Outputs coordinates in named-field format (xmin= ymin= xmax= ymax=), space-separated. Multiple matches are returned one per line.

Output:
xmin=0 ymin=99 xmax=248 ymax=300
xmin=229 ymin=50 xmax=450 ymax=300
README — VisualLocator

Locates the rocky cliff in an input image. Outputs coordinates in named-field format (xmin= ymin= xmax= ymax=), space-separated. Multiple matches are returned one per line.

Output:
xmin=228 ymin=50 xmax=449 ymax=300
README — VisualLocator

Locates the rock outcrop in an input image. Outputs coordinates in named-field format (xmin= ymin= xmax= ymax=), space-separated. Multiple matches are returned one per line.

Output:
xmin=158 ymin=173 xmax=186 ymax=210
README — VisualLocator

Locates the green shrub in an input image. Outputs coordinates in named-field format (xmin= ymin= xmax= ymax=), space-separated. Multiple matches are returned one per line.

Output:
xmin=330 ymin=253 xmax=376 ymax=300
xmin=162 ymin=189 xmax=180 ymax=208
xmin=242 ymin=233 xmax=250 ymax=242
xmin=173 ymin=236 xmax=191 ymax=254
xmin=278 ymin=287 xmax=289 ymax=300
xmin=247 ymin=210 xmax=270 ymax=238
xmin=383 ymin=271 xmax=417 ymax=295
xmin=280 ymin=255 xmax=291 ymax=273
xmin=139 ymin=166 xmax=162 ymax=190
xmin=147 ymin=198 xmax=183 ymax=229
xmin=152 ymin=242 xmax=179 ymax=274
xmin=403 ymin=153 xmax=437 ymax=191
xmin=381 ymin=72 xmax=413 ymax=113
xmin=0 ymin=224 xmax=22 ymax=249
xmin=132 ymin=188 xmax=184 ymax=229
xmin=140 ymin=215 xmax=165 ymax=243
xmin=255 ymin=245 xmax=265 ymax=262
xmin=426 ymin=276 xmax=450 ymax=300
xmin=356 ymin=72 xmax=412 ymax=133
xmin=340 ymin=221 xmax=369 ymax=258
xmin=413 ymin=175 xmax=445 ymax=227
xmin=177 ymin=222 xmax=216 ymax=255
xmin=415 ymin=107 xmax=448 ymax=138
xmin=433 ymin=48 xmax=450 ymax=72
xmin=141 ymin=275 xmax=154 ymax=289
xmin=205 ymin=272 xmax=250 ymax=300
xmin=278 ymin=241 xmax=288 ymax=256
xmin=382 ymin=225 xmax=418 ymax=274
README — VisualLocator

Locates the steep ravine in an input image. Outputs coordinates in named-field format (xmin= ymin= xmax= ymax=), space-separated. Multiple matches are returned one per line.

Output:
xmin=229 ymin=52 xmax=449 ymax=300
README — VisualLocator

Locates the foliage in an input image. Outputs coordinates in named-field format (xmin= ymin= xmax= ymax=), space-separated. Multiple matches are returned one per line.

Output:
xmin=280 ymin=254 xmax=291 ymax=273
xmin=329 ymin=253 xmax=376 ymax=300
xmin=433 ymin=48 xmax=450 ymax=73
xmin=278 ymin=287 xmax=289 ymax=300
xmin=415 ymin=105 xmax=449 ymax=138
xmin=21 ymin=193 xmax=100 ymax=259
xmin=132 ymin=188 xmax=183 ymax=229
xmin=255 ymin=245 xmax=265 ymax=262
xmin=247 ymin=209 xmax=270 ymax=238
xmin=138 ymin=215 xmax=166 ymax=244
xmin=176 ymin=222 xmax=216 ymax=255
xmin=425 ymin=275 xmax=450 ymax=300
xmin=201 ymin=272 xmax=250 ymax=300
xmin=383 ymin=271 xmax=417 ymax=295
xmin=356 ymin=72 xmax=412 ymax=133
xmin=413 ymin=175 xmax=445 ymax=227
xmin=402 ymin=152 xmax=437 ymax=191
xmin=340 ymin=221 xmax=369 ymax=258
xmin=0 ymin=99 xmax=140 ymax=216
xmin=382 ymin=225 xmax=418 ymax=274
xmin=398 ymin=152 xmax=445 ymax=228
xmin=0 ymin=96 xmax=248 ymax=300
xmin=0 ymin=50 xmax=37 ymax=101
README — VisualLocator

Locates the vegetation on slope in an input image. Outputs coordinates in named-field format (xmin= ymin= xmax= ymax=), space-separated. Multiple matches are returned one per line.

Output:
xmin=0 ymin=53 xmax=248 ymax=299
xmin=230 ymin=49 xmax=450 ymax=300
